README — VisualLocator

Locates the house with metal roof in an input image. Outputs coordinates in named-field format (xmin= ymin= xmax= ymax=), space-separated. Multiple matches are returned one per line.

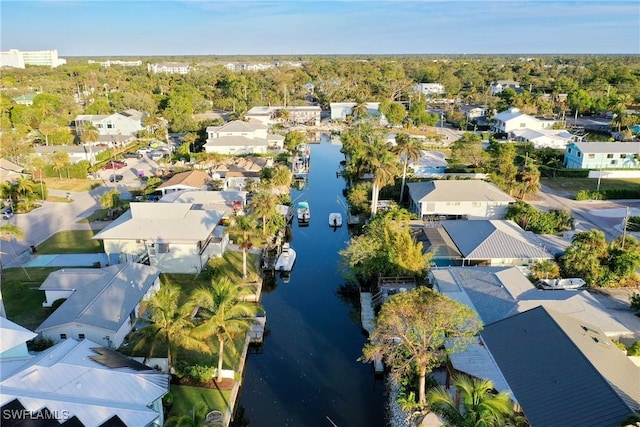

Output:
xmin=0 ymin=317 xmax=36 ymax=361
xmin=481 ymin=306 xmax=639 ymax=427
xmin=204 ymin=120 xmax=283 ymax=154
xmin=329 ymin=102 xmax=387 ymax=124
xmin=492 ymin=107 xmax=556 ymax=133
xmin=158 ymin=190 xmax=247 ymax=218
xmin=489 ymin=80 xmax=521 ymax=96
xmin=511 ymin=128 xmax=577 ymax=149
xmin=564 ymin=141 xmax=640 ymax=169
xmin=0 ymin=338 xmax=168 ymax=426
xmin=93 ymin=203 xmax=226 ymax=273
xmin=406 ymin=180 xmax=514 ymax=219
xmin=245 ymin=105 xmax=321 ymax=126
xmin=155 ymin=170 xmax=211 ymax=196
xmin=423 ymin=220 xmax=553 ymax=266
xmin=74 ymin=109 xmax=145 ymax=140
xmin=12 ymin=93 xmax=36 ymax=106
xmin=430 ymin=266 xmax=631 ymax=337
xmin=36 ymin=263 xmax=160 ymax=348
xmin=0 ymin=158 xmax=27 ymax=183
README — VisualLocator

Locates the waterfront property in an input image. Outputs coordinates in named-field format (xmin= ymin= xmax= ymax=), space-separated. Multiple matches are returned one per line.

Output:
xmin=156 ymin=170 xmax=212 ymax=196
xmin=245 ymin=105 xmax=321 ymax=126
xmin=406 ymin=180 xmax=515 ymax=219
xmin=93 ymin=203 xmax=227 ymax=273
xmin=36 ymin=263 xmax=161 ymax=348
xmin=491 ymin=107 xmax=556 ymax=133
xmin=563 ymin=141 xmax=640 ymax=169
xmin=204 ymin=120 xmax=284 ymax=154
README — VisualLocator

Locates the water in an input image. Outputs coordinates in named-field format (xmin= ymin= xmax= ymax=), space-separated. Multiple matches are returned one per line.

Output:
xmin=235 ymin=135 xmax=387 ymax=427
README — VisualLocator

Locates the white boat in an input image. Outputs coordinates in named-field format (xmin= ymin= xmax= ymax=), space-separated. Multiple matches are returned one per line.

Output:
xmin=297 ymin=143 xmax=310 ymax=158
xmin=329 ymin=212 xmax=343 ymax=227
xmin=297 ymin=201 xmax=310 ymax=224
xmin=274 ymin=243 xmax=296 ymax=272
xmin=536 ymin=277 xmax=586 ymax=290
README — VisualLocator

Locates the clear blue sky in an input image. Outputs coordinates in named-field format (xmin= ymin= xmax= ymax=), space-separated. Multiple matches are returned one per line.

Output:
xmin=1 ymin=1 xmax=639 ymax=56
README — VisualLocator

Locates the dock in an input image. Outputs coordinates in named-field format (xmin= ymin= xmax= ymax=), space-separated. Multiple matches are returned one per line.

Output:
xmin=249 ymin=314 xmax=267 ymax=344
xmin=360 ymin=291 xmax=383 ymax=375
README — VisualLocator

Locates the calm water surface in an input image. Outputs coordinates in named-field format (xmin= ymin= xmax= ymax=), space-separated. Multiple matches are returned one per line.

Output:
xmin=235 ymin=135 xmax=386 ymax=427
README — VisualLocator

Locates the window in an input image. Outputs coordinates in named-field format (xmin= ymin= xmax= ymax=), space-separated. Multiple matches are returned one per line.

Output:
xmin=60 ymin=333 xmax=67 ymax=339
xmin=519 ymin=122 xmax=526 ymax=128
xmin=620 ymin=154 xmax=626 ymax=159
xmin=607 ymin=154 xmax=614 ymax=159
xmin=587 ymin=154 xmax=595 ymax=159
xmin=581 ymin=325 xmax=599 ymax=335
xmin=577 ymin=152 xmax=582 ymax=158
xmin=78 ymin=334 xmax=85 ymax=339
xmin=611 ymin=160 xmax=617 ymax=165
xmin=567 ymin=148 xmax=572 ymax=154
xmin=106 ymin=123 xmax=114 ymax=129
xmin=156 ymin=243 xmax=170 ymax=253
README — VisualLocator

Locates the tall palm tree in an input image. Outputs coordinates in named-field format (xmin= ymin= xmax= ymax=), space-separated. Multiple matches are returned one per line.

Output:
xmin=133 ymin=283 xmax=210 ymax=372
xmin=227 ymin=214 xmax=260 ymax=279
xmin=250 ymin=190 xmax=277 ymax=235
xmin=79 ymin=123 xmax=100 ymax=165
xmin=51 ymin=151 xmax=71 ymax=180
xmin=393 ymin=133 xmax=424 ymax=203
xmin=0 ymin=182 xmax=18 ymax=210
xmin=38 ymin=118 xmax=58 ymax=146
xmin=351 ymin=101 xmax=369 ymax=120
xmin=361 ymin=136 xmax=400 ymax=217
xmin=189 ymin=278 xmax=260 ymax=382
xmin=426 ymin=375 xmax=515 ymax=427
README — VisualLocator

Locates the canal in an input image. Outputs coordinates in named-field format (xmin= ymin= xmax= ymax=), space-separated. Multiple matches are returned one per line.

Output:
xmin=235 ymin=135 xmax=387 ymax=426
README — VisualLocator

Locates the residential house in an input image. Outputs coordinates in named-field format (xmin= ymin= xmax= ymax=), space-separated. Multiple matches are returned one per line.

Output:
xmin=489 ymin=80 xmax=521 ymax=96
xmin=0 ymin=338 xmax=168 ymax=426
xmin=159 ymin=190 xmax=247 ymax=218
xmin=245 ymin=106 xmax=322 ymax=126
xmin=93 ymin=203 xmax=227 ymax=273
xmin=204 ymin=120 xmax=283 ymax=154
xmin=430 ymin=266 xmax=631 ymax=337
xmin=34 ymin=144 xmax=108 ymax=164
xmin=460 ymin=105 xmax=487 ymax=121
xmin=511 ymin=128 xmax=577 ymax=149
xmin=330 ymin=102 xmax=387 ymax=124
xmin=407 ymin=151 xmax=448 ymax=177
xmin=406 ymin=180 xmax=514 ymax=219
xmin=12 ymin=93 xmax=36 ymax=106
xmin=0 ymin=158 xmax=27 ymax=183
xmin=155 ymin=170 xmax=211 ymax=196
xmin=492 ymin=107 xmax=556 ymax=133
xmin=481 ymin=306 xmax=639 ymax=426
xmin=36 ymin=263 xmax=161 ymax=348
xmin=0 ymin=317 xmax=36 ymax=360
xmin=74 ymin=109 xmax=145 ymax=144
xmin=421 ymin=219 xmax=553 ymax=266
xmin=412 ymin=82 xmax=445 ymax=96
xmin=208 ymin=156 xmax=272 ymax=190
xmin=564 ymin=141 xmax=640 ymax=169
xmin=147 ymin=62 xmax=190 ymax=74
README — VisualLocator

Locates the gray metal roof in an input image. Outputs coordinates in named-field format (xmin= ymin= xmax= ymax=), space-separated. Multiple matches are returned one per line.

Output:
xmin=36 ymin=263 xmax=160 ymax=333
xmin=441 ymin=220 xmax=553 ymax=260
xmin=204 ymin=135 xmax=267 ymax=147
xmin=571 ymin=141 xmax=640 ymax=154
xmin=407 ymin=180 xmax=514 ymax=203
xmin=206 ymin=120 xmax=267 ymax=133
xmin=481 ymin=306 xmax=638 ymax=427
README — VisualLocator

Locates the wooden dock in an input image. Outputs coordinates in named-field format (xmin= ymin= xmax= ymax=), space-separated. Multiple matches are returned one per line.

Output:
xmin=360 ymin=291 xmax=384 ymax=375
xmin=249 ymin=314 xmax=267 ymax=344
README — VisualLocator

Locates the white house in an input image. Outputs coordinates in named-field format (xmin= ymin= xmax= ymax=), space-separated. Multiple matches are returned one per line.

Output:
xmin=245 ymin=106 xmax=321 ymax=126
xmin=204 ymin=120 xmax=282 ymax=154
xmin=75 ymin=108 xmax=145 ymax=142
xmin=0 ymin=158 xmax=27 ymax=183
xmin=0 ymin=338 xmax=168 ymax=426
xmin=492 ymin=107 xmax=556 ymax=133
xmin=36 ymin=263 xmax=161 ymax=349
xmin=147 ymin=62 xmax=190 ymax=74
xmin=159 ymin=190 xmax=248 ymax=218
xmin=511 ymin=128 xmax=577 ymax=149
xmin=155 ymin=170 xmax=211 ymax=196
xmin=413 ymin=83 xmax=445 ymax=96
xmin=93 ymin=203 xmax=227 ymax=273
xmin=0 ymin=317 xmax=36 ymax=360
xmin=406 ymin=180 xmax=514 ymax=219
xmin=330 ymin=102 xmax=386 ymax=123
xmin=489 ymin=80 xmax=521 ymax=96
xmin=460 ymin=105 xmax=487 ymax=121
xmin=34 ymin=144 xmax=109 ymax=164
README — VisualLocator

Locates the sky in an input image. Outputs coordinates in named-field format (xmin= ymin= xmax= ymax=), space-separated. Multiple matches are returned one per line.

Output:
xmin=1 ymin=0 xmax=639 ymax=56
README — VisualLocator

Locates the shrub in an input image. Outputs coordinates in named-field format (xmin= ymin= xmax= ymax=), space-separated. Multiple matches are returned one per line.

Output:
xmin=575 ymin=190 xmax=603 ymax=201
xmin=626 ymin=340 xmax=640 ymax=356
xmin=27 ymin=336 xmax=54 ymax=352
xmin=630 ymin=292 xmax=640 ymax=312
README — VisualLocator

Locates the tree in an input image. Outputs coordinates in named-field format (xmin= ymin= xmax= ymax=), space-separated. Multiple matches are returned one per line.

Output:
xmin=362 ymin=287 xmax=481 ymax=404
xmin=0 ymin=181 xmax=18 ymax=209
xmin=38 ymin=118 xmax=58 ymax=146
xmin=133 ymin=283 xmax=210 ymax=371
xmin=351 ymin=101 xmax=369 ymax=120
xmin=426 ymin=375 xmax=515 ymax=426
xmin=51 ymin=150 xmax=71 ymax=180
xmin=283 ymin=130 xmax=307 ymax=152
xmin=179 ymin=132 xmax=197 ymax=158
xmin=99 ymin=189 xmax=121 ymax=218
xmin=393 ymin=133 xmax=424 ymax=203
xmin=79 ymin=122 xmax=100 ymax=145
xmin=559 ymin=230 xmax=608 ymax=285
xmin=530 ymin=259 xmax=560 ymax=280
xmin=380 ymin=100 xmax=408 ymax=127
xmin=249 ymin=190 xmax=277 ymax=235
xmin=449 ymin=132 xmax=487 ymax=168
xmin=360 ymin=135 xmax=400 ymax=217
xmin=227 ymin=214 xmax=260 ymax=279
xmin=189 ymin=278 xmax=259 ymax=382
xmin=567 ymin=89 xmax=592 ymax=121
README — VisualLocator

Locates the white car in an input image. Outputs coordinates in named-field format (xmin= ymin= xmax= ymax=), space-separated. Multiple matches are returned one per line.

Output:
xmin=136 ymin=147 xmax=152 ymax=154
xmin=2 ymin=208 xmax=14 ymax=220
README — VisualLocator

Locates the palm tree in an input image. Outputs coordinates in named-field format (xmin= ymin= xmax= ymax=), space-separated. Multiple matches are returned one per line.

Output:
xmin=426 ymin=375 xmax=515 ymax=427
xmin=351 ymin=101 xmax=369 ymax=120
xmin=38 ymin=118 xmax=58 ymax=146
xmin=250 ymin=190 xmax=277 ymax=235
xmin=133 ymin=283 xmax=210 ymax=372
xmin=79 ymin=123 xmax=100 ymax=165
xmin=227 ymin=214 xmax=260 ymax=279
xmin=362 ymin=136 xmax=400 ymax=217
xmin=189 ymin=278 xmax=260 ymax=382
xmin=51 ymin=151 xmax=71 ymax=180
xmin=0 ymin=181 xmax=18 ymax=210
xmin=393 ymin=133 xmax=424 ymax=203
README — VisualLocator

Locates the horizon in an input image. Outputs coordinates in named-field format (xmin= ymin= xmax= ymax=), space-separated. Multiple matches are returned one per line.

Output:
xmin=1 ymin=1 xmax=639 ymax=56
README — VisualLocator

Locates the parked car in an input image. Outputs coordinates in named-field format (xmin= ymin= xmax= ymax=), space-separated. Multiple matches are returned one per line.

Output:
xmin=136 ymin=147 xmax=152 ymax=154
xmin=109 ymin=174 xmax=124 ymax=183
xmin=124 ymin=152 xmax=143 ymax=159
xmin=149 ymin=151 xmax=167 ymax=161
xmin=2 ymin=208 xmax=14 ymax=220
xmin=103 ymin=160 xmax=127 ymax=170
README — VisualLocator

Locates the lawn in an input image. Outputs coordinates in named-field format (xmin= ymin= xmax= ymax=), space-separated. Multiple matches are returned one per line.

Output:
xmin=1 ymin=267 xmax=60 ymax=330
xmin=37 ymin=230 xmax=104 ymax=254
xmin=542 ymin=177 xmax=640 ymax=197
xmin=166 ymin=385 xmax=231 ymax=427
xmin=43 ymin=177 xmax=102 ymax=192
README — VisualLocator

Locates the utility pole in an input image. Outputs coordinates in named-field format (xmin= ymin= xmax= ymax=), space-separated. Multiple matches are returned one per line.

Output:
xmin=622 ymin=207 xmax=630 ymax=249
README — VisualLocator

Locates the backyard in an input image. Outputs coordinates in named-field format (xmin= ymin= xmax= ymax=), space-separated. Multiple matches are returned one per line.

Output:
xmin=542 ymin=177 xmax=640 ymax=197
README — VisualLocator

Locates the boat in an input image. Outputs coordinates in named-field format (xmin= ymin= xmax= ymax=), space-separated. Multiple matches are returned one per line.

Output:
xmin=274 ymin=243 xmax=296 ymax=272
xmin=329 ymin=212 xmax=343 ymax=227
xmin=297 ymin=143 xmax=310 ymax=158
xmin=297 ymin=201 xmax=310 ymax=225
xmin=536 ymin=277 xmax=586 ymax=290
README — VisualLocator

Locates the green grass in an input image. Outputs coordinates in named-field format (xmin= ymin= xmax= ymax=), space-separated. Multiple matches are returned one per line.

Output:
xmin=167 ymin=385 xmax=231 ymax=426
xmin=1 ymin=267 xmax=60 ymax=330
xmin=43 ymin=178 xmax=102 ymax=192
xmin=542 ymin=177 xmax=640 ymax=197
xmin=78 ymin=209 xmax=109 ymax=223
xmin=207 ymin=251 xmax=261 ymax=283
xmin=37 ymin=230 xmax=104 ymax=254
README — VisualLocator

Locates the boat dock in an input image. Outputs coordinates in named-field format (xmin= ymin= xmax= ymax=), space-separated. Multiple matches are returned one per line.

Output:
xmin=249 ymin=314 xmax=267 ymax=344
xmin=360 ymin=291 xmax=383 ymax=375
